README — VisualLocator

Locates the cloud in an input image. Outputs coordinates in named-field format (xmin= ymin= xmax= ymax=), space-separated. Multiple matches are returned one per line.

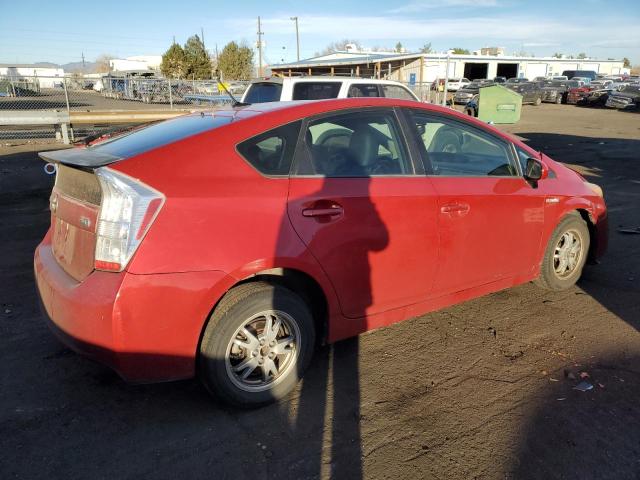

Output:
xmin=388 ymin=0 xmax=499 ymax=13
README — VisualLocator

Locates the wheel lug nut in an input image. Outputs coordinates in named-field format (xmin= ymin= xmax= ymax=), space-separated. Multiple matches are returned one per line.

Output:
xmin=269 ymin=341 xmax=275 ymax=347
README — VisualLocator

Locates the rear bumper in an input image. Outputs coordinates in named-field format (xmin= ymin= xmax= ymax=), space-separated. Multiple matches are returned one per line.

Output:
xmin=34 ymin=238 xmax=234 ymax=382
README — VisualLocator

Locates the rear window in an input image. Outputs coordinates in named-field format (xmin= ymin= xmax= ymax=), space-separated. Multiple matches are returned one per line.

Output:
xmin=90 ymin=114 xmax=231 ymax=159
xmin=292 ymin=82 xmax=341 ymax=100
xmin=236 ymin=121 xmax=301 ymax=176
xmin=244 ymin=82 xmax=283 ymax=103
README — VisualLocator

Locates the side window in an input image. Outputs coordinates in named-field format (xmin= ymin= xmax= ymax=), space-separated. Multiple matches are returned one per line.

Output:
xmin=381 ymin=85 xmax=416 ymax=101
xmin=348 ymin=84 xmax=381 ymax=97
xmin=515 ymin=147 xmax=532 ymax=173
xmin=236 ymin=121 xmax=301 ymax=176
xmin=292 ymin=82 xmax=342 ymax=100
xmin=294 ymin=110 xmax=413 ymax=177
xmin=410 ymin=112 xmax=517 ymax=176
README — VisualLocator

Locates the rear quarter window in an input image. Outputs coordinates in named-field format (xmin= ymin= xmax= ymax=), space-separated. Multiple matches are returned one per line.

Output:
xmin=292 ymin=82 xmax=342 ymax=100
xmin=381 ymin=85 xmax=417 ymax=101
xmin=236 ymin=121 xmax=301 ymax=176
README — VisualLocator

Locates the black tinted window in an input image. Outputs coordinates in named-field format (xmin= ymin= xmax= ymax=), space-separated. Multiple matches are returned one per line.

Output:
xmin=243 ymin=83 xmax=283 ymax=103
xmin=237 ymin=121 xmax=301 ymax=176
xmin=292 ymin=82 xmax=341 ymax=100
xmin=294 ymin=110 xmax=413 ymax=177
xmin=348 ymin=84 xmax=381 ymax=97
xmin=90 ymin=114 xmax=231 ymax=158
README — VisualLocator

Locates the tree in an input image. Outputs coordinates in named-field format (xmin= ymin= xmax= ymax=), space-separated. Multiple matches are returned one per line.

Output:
xmin=577 ymin=52 xmax=587 ymax=59
xmin=217 ymin=41 xmax=254 ymax=80
xmin=316 ymin=39 xmax=362 ymax=56
xmin=450 ymin=47 xmax=470 ymax=55
xmin=552 ymin=52 xmax=562 ymax=58
xmin=95 ymin=54 xmax=113 ymax=73
xmin=420 ymin=42 xmax=433 ymax=54
xmin=184 ymin=35 xmax=212 ymax=79
xmin=395 ymin=42 xmax=403 ymax=53
xmin=623 ymin=57 xmax=631 ymax=68
xmin=161 ymin=43 xmax=187 ymax=79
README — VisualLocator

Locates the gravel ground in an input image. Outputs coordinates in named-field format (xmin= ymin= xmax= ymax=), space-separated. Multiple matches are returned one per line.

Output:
xmin=1 ymin=104 xmax=639 ymax=479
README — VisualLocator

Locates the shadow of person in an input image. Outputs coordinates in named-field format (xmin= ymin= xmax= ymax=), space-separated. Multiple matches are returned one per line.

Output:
xmin=269 ymin=140 xmax=389 ymax=478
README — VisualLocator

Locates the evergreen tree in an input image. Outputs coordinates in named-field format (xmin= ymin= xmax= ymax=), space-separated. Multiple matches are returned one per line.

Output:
xmin=218 ymin=41 xmax=254 ymax=80
xmin=160 ymin=43 xmax=187 ymax=79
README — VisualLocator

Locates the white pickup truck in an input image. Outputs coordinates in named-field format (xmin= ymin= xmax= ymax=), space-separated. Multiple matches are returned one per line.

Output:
xmin=240 ymin=76 xmax=420 ymax=103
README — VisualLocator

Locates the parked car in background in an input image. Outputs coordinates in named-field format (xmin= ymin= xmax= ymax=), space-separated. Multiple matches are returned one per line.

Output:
xmin=446 ymin=78 xmax=471 ymax=91
xmin=567 ymin=85 xmax=594 ymax=104
xmin=537 ymin=80 xmax=567 ymax=104
xmin=552 ymin=76 xmax=569 ymax=81
xmin=493 ymin=76 xmax=506 ymax=84
xmin=605 ymin=84 xmax=640 ymax=110
xmin=452 ymin=80 xmax=493 ymax=104
xmin=572 ymin=76 xmax=592 ymax=85
xmin=241 ymin=77 xmax=419 ymax=103
xmin=577 ymin=87 xmax=615 ymax=107
xmin=34 ymin=97 xmax=607 ymax=407
xmin=505 ymin=81 xmax=543 ymax=105
xmin=562 ymin=70 xmax=597 ymax=81
xmin=506 ymin=77 xmax=529 ymax=84
xmin=589 ymin=80 xmax=614 ymax=90
xmin=533 ymin=76 xmax=549 ymax=82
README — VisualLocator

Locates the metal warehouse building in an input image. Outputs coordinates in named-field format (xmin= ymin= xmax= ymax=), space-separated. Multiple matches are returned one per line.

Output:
xmin=270 ymin=52 xmax=626 ymax=84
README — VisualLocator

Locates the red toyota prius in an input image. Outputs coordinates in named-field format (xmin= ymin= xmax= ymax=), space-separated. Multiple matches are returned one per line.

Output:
xmin=34 ymin=98 xmax=607 ymax=407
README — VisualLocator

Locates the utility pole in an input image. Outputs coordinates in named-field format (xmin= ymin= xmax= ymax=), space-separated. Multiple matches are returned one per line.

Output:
xmin=257 ymin=16 xmax=264 ymax=77
xmin=81 ymin=52 xmax=85 ymax=72
xmin=201 ymin=27 xmax=206 ymax=50
xmin=290 ymin=16 xmax=300 ymax=61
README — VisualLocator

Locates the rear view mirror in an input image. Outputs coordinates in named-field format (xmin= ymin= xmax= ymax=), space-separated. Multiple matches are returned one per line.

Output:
xmin=524 ymin=158 xmax=548 ymax=187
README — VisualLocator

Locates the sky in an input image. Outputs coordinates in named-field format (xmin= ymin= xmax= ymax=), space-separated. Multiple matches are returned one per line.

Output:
xmin=1 ymin=0 xmax=639 ymax=66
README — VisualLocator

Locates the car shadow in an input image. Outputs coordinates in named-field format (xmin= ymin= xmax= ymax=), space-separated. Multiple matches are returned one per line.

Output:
xmin=514 ymin=132 xmax=640 ymax=332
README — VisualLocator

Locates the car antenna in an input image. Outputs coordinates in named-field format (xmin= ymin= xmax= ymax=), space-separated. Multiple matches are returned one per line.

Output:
xmin=216 ymin=70 xmax=250 ymax=107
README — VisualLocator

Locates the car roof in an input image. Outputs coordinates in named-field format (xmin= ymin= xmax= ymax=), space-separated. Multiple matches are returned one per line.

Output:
xmin=249 ymin=76 xmax=412 ymax=87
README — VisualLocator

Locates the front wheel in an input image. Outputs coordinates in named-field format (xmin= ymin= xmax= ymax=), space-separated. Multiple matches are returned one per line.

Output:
xmin=199 ymin=282 xmax=316 ymax=407
xmin=535 ymin=213 xmax=590 ymax=291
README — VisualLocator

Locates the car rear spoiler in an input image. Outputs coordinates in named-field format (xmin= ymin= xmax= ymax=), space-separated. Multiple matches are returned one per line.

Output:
xmin=38 ymin=148 xmax=122 ymax=168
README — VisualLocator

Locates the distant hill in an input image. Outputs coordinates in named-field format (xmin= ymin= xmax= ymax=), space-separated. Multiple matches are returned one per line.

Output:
xmin=32 ymin=61 xmax=100 ymax=73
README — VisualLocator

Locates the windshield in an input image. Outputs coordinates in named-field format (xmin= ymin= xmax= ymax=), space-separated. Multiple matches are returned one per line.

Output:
xmin=243 ymin=82 xmax=283 ymax=103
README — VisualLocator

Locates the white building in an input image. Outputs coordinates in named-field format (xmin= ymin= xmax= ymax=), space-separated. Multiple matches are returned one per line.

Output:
xmin=0 ymin=64 xmax=65 ymax=87
xmin=271 ymin=52 xmax=627 ymax=83
xmin=109 ymin=55 xmax=162 ymax=73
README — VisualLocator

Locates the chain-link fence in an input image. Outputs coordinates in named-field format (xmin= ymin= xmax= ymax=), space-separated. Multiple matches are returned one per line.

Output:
xmin=0 ymin=74 xmax=453 ymax=143
xmin=0 ymin=75 xmax=249 ymax=142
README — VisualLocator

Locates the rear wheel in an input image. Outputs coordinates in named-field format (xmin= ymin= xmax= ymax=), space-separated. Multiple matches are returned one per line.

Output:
xmin=535 ymin=213 xmax=590 ymax=291
xmin=199 ymin=282 xmax=316 ymax=407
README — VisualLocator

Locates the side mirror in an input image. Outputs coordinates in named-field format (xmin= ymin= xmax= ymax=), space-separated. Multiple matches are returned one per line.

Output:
xmin=524 ymin=157 xmax=549 ymax=187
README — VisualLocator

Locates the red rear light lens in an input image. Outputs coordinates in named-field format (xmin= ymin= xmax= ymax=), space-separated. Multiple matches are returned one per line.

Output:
xmin=94 ymin=168 xmax=165 ymax=272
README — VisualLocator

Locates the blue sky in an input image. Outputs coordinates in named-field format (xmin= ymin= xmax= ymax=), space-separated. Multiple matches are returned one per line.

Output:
xmin=1 ymin=0 xmax=638 ymax=66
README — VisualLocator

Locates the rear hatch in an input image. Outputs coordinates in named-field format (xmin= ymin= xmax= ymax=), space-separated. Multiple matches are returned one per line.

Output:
xmin=39 ymin=112 xmax=234 ymax=281
xmin=45 ymin=163 xmax=102 ymax=281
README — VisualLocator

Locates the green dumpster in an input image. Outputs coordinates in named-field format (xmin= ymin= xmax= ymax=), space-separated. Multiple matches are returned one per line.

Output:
xmin=477 ymin=84 xmax=522 ymax=124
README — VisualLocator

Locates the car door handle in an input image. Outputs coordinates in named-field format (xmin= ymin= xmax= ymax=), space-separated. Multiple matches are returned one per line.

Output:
xmin=302 ymin=205 xmax=344 ymax=218
xmin=440 ymin=202 xmax=470 ymax=215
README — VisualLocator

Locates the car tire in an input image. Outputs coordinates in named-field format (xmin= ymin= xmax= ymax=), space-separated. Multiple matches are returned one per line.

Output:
xmin=199 ymin=281 xmax=316 ymax=407
xmin=555 ymin=94 xmax=562 ymax=104
xmin=534 ymin=213 xmax=590 ymax=291
xmin=465 ymin=107 xmax=474 ymax=116
xmin=534 ymin=96 xmax=542 ymax=106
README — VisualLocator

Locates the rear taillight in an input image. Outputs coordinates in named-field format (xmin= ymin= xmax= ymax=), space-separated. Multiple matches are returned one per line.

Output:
xmin=94 ymin=168 xmax=164 ymax=272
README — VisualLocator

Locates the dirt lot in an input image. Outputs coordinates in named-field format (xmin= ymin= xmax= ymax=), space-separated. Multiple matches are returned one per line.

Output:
xmin=1 ymin=104 xmax=639 ymax=479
